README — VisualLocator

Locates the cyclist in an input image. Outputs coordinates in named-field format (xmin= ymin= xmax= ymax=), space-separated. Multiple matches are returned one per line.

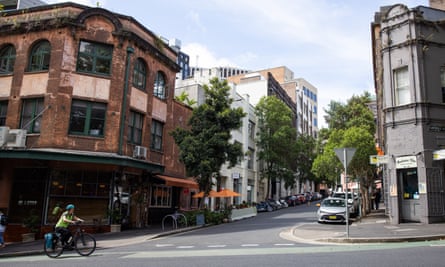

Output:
xmin=55 ymin=204 xmax=84 ymax=248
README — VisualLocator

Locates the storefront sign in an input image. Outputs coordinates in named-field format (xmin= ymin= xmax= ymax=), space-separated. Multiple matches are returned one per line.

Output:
xmin=370 ymin=155 xmax=389 ymax=165
xmin=396 ymin=156 xmax=417 ymax=169
xmin=433 ymin=149 xmax=445 ymax=160
xmin=232 ymin=172 xmax=240 ymax=179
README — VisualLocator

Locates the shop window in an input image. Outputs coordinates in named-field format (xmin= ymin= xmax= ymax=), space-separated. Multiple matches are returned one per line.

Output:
xmin=394 ymin=67 xmax=410 ymax=106
xmin=28 ymin=40 xmax=50 ymax=72
xmin=150 ymin=119 xmax=163 ymax=151
xmin=0 ymin=44 xmax=16 ymax=74
xmin=133 ymin=58 xmax=147 ymax=90
xmin=76 ymin=40 xmax=113 ymax=76
xmin=20 ymin=98 xmax=44 ymax=133
xmin=150 ymin=185 xmax=171 ymax=207
xmin=0 ymin=101 xmax=7 ymax=126
xmin=69 ymin=100 xmax=106 ymax=136
xmin=128 ymin=111 xmax=143 ymax=144
xmin=154 ymin=71 xmax=166 ymax=99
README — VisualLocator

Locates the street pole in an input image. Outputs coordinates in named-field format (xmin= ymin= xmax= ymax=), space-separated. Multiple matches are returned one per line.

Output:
xmin=344 ymin=148 xmax=349 ymax=238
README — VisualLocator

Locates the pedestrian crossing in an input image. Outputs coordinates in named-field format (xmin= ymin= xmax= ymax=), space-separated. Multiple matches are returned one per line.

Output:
xmin=154 ymin=243 xmax=297 ymax=249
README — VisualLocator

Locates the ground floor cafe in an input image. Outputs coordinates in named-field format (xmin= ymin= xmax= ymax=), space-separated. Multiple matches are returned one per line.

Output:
xmin=0 ymin=149 xmax=199 ymax=243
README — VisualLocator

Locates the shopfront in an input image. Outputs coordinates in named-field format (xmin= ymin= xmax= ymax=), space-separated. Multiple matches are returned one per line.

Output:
xmin=396 ymin=156 xmax=421 ymax=223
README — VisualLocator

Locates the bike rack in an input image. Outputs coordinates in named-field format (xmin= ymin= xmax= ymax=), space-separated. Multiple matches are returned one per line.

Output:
xmin=161 ymin=212 xmax=187 ymax=230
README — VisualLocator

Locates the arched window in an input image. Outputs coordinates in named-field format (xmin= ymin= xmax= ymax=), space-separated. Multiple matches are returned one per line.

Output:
xmin=0 ymin=45 xmax=16 ymax=74
xmin=154 ymin=71 xmax=166 ymax=99
xmin=133 ymin=58 xmax=147 ymax=90
xmin=28 ymin=40 xmax=51 ymax=71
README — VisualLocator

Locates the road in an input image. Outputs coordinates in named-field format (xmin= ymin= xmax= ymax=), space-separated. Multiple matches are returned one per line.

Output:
xmin=1 ymin=204 xmax=444 ymax=267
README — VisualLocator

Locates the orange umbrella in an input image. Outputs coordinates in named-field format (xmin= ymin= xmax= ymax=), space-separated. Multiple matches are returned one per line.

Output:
xmin=192 ymin=190 xmax=218 ymax=198
xmin=213 ymin=189 xmax=241 ymax=197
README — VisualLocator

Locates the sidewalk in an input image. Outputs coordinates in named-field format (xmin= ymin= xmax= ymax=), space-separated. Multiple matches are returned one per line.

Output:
xmin=289 ymin=208 xmax=445 ymax=244
xmin=2 ymin=208 xmax=445 ymax=258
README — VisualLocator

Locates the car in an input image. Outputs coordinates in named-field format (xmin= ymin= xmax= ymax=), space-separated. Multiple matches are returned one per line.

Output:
xmin=256 ymin=201 xmax=273 ymax=212
xmin=316 ymin=197 xmax=348 ymax=223
xmin=331 ymin=192 xmax=360 ymax=217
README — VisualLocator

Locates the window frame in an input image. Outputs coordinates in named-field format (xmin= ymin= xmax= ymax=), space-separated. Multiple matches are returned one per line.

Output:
xmin=154 ymin=71 xmax=166 ymax=99
xmin=0 ymin=44 xmax=16 ymax=74
xmin=133 ymin=58 xmax=147 ymax=90
xmin=69 ymin=99 xmax=106 ymax=137
xmin=150 ymin=120 xmax=164 ymax=151
xmin=20 ymin=98 xmax=44 ymax=133
xmin=128 ymin=111 xmax=144 ymax=145
xmin=76 ymin=40 xmax=113 ymax=76
xmin=394 ymin=67 xmax=410 ymax=106
xmin=28 ymin=40 xmax=51 ymax=72
xmin=0 ymin=101 xmax=7 ymax=126
xmin=150 ymin=184 xmax=172 ymax=207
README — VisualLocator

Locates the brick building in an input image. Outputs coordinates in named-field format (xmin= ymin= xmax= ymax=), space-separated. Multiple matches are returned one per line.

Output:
xmin=0 ymin=2 xmax=198 ymax=242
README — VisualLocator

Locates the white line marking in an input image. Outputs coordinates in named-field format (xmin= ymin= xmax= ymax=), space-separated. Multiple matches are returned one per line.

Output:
xmin=156 ymin=244 xmax=174 ymax=247
xmin=274 ymin=243 xmax=295 ymax=246
xmin=208 ymin=245 xmax=227 ymax=248
xmin=177 ymin=246 xmax=195 ymax=249
xmin=241 ymin=244 xmax=259 ymax=247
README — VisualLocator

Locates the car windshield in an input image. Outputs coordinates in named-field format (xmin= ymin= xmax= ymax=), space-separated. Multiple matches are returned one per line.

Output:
xmin=333 ymin=193 xmax=355 ymax=199
xmin=322 ymin=199 xmax=345 ymax=207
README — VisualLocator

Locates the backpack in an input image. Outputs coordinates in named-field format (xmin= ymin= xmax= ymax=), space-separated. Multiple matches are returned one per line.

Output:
xmin=0 ymin=214 xmax=8 ymax=226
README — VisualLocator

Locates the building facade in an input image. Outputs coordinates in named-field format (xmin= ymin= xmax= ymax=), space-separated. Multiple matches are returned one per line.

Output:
xmin=0 ymin=2 xmax=198 ymax=242
xmin=372 ymin=3 xmax=445 ymax=224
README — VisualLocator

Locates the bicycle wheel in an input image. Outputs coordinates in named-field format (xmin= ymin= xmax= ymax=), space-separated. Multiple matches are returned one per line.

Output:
xmin=74 ymin=232 xmax=96 ymax=256
xmin=44 ymin=234 xmax=64 ymax=258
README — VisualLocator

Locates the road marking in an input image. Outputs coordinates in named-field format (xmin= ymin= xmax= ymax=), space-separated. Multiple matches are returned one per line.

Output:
xmin=156 ymin=244 xmax=174 ymax=247
xmin=241 ymin=244 xmax=259 ymax=247
xmin=208 ymin=245 xmax=227 ymax=248
xmin=274 ymin=243 xmax=295 ymax=246
xmin=177 ymin=245 xmax=195 ymax=249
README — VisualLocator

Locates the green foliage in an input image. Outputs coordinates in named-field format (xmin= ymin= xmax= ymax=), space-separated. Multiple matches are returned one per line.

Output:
xmin=171 ymin=78 xmax=245 ymax=195
xmin=255 ymin=96 xmax=295 ymax=196
xmin=180 ymin=209 xmax=229 ymax=226
xmin=23 ymin=210 xmax=40 ymax=233
xmin=175 ymin=91 xmax=197 ymax=107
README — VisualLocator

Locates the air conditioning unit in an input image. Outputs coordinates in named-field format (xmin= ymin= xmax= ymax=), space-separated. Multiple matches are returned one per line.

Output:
xmin=6 ymin=129 xmax=27 ymax=148
xmin=0 ymin=126 xmax=10 ymax=147
xmin=133 ymin=145 xmax=147 ymax=159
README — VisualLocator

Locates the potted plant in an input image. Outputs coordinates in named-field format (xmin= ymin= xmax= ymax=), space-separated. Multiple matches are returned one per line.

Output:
xmin=22 ymin=212 xmax=40 ymax=242
xmin=107 ymin=208 xmax=122 ymax=232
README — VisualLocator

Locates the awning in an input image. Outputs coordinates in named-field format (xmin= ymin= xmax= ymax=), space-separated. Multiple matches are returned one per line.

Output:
xmin=155 ymin=175 xmax=199 ymax=189
xmin=0 ymin=148 xmax=164 ymax=173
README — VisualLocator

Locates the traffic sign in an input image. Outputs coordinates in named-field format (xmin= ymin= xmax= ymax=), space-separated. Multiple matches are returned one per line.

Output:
xmin=370 ymin=155 xmax=389 ymax=165
xmin=335 ymin=148 xmax=356 ymax=168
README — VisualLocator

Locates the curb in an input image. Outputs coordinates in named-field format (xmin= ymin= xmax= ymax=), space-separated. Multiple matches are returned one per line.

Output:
xmin=318 ymin=235 xmax=445 ymax=244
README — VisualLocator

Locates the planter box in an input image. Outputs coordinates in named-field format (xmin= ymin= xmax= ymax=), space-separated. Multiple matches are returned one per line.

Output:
xmin=21 ymin=233 xmax=35 ymax=243
xmin=110 ymin=224 xmax=121 ymax=232
xmin=229 ymin=207 xmax=257 ymax=222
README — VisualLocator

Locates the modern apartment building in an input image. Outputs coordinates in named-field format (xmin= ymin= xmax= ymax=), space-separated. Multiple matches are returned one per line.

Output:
xmin=0 ymin=2 xmax=199 ymax=241
xmin=372 ymin=3 xmax=445 ymax=224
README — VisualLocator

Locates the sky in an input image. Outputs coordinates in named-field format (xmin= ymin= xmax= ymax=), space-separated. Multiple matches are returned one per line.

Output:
xmin=47 ymin=0 xmax=429 ymax=128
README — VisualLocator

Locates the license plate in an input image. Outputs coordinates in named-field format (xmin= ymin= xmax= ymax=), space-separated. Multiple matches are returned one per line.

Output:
xmin=328 ymin=215 xmax=337 ymax=219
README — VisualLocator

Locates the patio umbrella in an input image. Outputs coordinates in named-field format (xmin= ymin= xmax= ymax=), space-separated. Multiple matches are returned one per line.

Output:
xmin=192 ymin=190 xmax=218 ymax=198
xmin=214 ymin=189 xmax=241 ymax=197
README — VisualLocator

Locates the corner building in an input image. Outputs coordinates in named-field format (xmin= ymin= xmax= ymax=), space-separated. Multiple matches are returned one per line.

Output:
xmin=0 ymin=2 xmax=198 ymax=241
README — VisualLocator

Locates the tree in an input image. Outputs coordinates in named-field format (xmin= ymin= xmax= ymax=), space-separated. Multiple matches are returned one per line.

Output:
xmin=175 ymin=91 xmax=197 ymax=107
xmin=255 ymin=96 xmax=295 ymax=199
xmin=171 ymin=78 xmax=245 ymax=200
xmin=293 ymin=134 xmax=317 ymax=191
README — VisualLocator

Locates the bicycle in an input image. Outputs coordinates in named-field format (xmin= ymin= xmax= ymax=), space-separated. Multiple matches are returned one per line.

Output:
xmin=44 ymin=221 xmax=96 ymax=258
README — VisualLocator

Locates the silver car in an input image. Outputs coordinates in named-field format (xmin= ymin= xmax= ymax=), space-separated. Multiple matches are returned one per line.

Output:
xmin=316 ymin=197 xmax=347 ymax=223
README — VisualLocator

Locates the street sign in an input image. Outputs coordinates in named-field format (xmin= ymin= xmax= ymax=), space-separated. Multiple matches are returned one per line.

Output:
xmin=433 ymin=149 xmax=445 ymax=160
xmin=370 ymin=155 xmax=389 ymax=165
xmin=335 ymin=148 xmax=356 ymax=168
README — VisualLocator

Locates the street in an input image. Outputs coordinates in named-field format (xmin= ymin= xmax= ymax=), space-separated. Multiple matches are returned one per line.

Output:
xmin=1 ymin=204 xmax=444 ymax=267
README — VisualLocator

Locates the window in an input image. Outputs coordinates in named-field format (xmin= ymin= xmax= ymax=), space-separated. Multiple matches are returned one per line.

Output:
xmin=440 ymin=66 xmax=445 ymax=103
xmin=247 ymin=148 xmax=254 ymax=169
xmin=0 ymin=101 xmax=7 ymax=126
xmin=394 ymin=67 xmax=410 ymax=106
xmin=128 ymin=111 xmax=143 ymax=144
xmin=248 ymin=120 xmax=255 ymax=139
xmin=69 ymin=100 xmax=106 ymax=136
xmin=0 ymin=45 xmax=16 ymax=74
xmin=28 ymin=40 xmax=50 ymax=71
xmin=154 ymin=71 xmax=166 ymax=99
xmin=150 ymin=185 xmax=171 ymax=207
xmin=21 ymin=98 xmax=44 ymax=133
xmin=150 ymin=120 xmax=163 ymax=151
xmin=77 ymin=40 xmax=113 ymax=76
xmin=133 ymin=58 xmax=147 ymax=90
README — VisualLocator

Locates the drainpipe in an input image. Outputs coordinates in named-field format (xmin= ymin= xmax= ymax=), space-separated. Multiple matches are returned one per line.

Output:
xmin=118 ymin=46 xmax=134 ymax=155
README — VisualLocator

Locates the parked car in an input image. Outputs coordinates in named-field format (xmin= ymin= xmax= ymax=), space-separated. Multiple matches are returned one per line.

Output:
xmin=295 ymin=194 xmax=306 ymax=204
xmin=266 ymin=199 xmax=280 ymax=210
xmin=316 ymin=197 xmax=348 ymax=224
xmin=279 ymin=199 xmax=289 ymax=208
xmin=331 ymin=192 xmax=359 ymax=217
xmin=256 ymin=201 xmax=273 ymax=212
